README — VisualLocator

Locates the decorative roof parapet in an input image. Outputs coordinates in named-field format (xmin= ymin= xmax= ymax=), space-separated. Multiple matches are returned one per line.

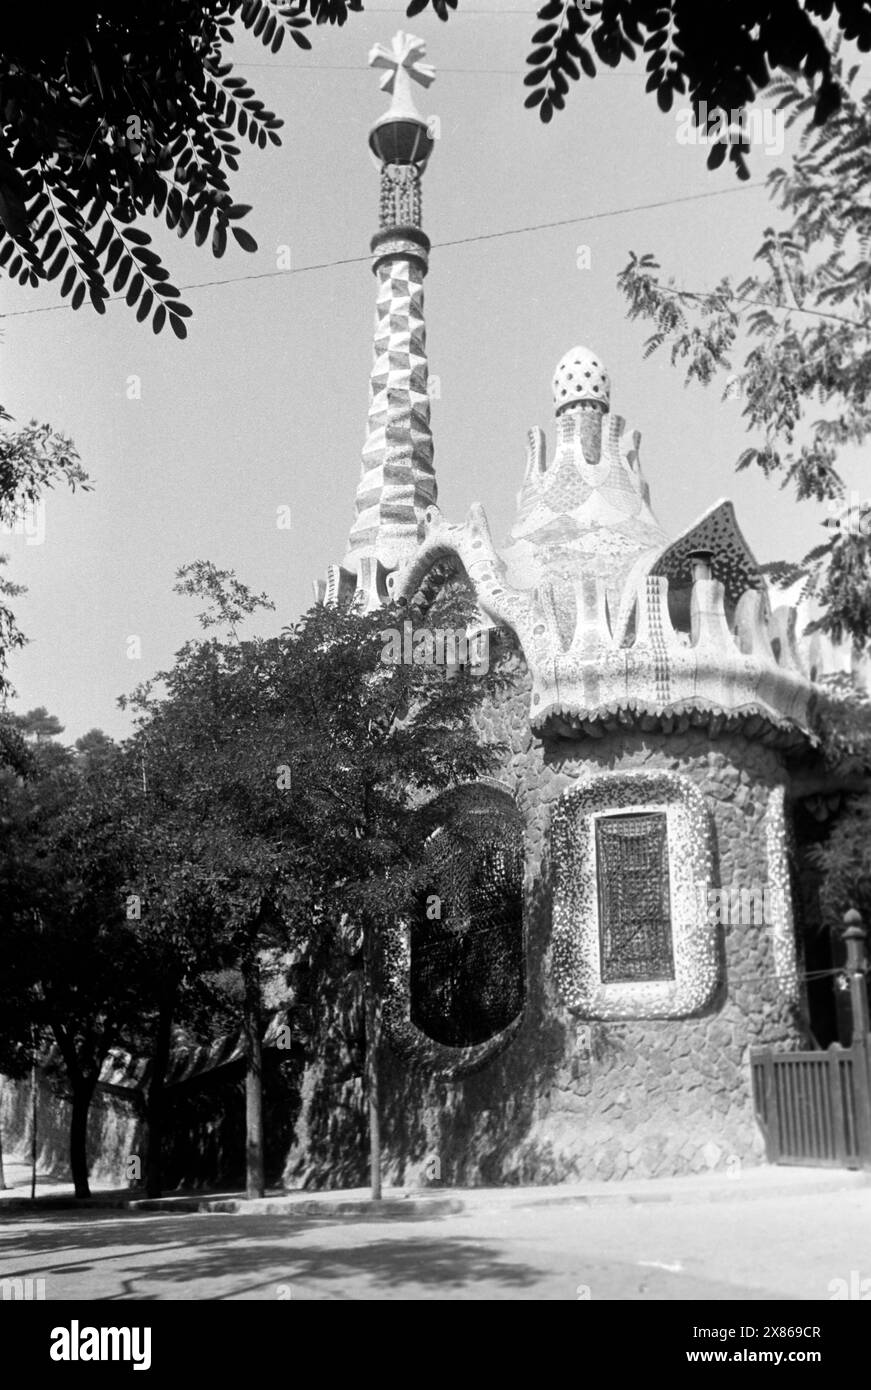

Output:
xmin=388 ymin=344 xmax=819 ymax=742
xmin=500 ymin=347 xmax=670 ymax=640
xmin=391 ymin=510 xmax=816 ymax=737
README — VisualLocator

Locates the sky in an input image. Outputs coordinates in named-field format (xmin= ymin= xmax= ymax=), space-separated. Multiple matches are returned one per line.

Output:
xmin=2 ymin=3 xmax=869 ymax=743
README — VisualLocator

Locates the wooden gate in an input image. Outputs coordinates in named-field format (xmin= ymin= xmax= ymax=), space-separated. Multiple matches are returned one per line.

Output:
xmin=751 ymin=1036 xmax=871 ymax=1169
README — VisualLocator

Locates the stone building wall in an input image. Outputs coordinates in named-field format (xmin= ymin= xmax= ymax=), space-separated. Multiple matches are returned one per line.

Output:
xmin=2 ymin=1057 xmax=299 ymax=1194
xmin=0 ymin=1073 xmax=140 ymax=1188
xmin=378 ymin=664 xmax=810 ymax=1186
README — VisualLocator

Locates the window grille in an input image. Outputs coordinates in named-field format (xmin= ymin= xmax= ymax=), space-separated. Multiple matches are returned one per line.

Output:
xmin=410 ymin=796 xmax=524 ymax=1047
xmin=595 ymin=812 xmax=674 ymax=982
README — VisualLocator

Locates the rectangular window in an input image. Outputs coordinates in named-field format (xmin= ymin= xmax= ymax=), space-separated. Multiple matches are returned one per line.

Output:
xmin=595 ymin=812 xmax=675 ymax=983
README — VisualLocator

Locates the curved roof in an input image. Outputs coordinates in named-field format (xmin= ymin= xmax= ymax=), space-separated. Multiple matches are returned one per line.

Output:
xmin=648 ymin=499 xmax=766 ymax=608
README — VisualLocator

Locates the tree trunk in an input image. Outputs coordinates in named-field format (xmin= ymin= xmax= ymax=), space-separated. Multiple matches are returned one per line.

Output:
xmin=364 ymin=925 xmax=382 ymax=1201
xmin=144 ymin=993 xmax=174 ymax=1198
xmin=30 ymin=1057 xmax=38 ymax=1199
xmin=243 ymin=961 xmax=265 ymax=1199
xmin=50 ymin=1023 xmax=96 ymax=1200
xmin=69 ymin=1078 xmax=96 ymax=1200
xmin=0 ymin=1093 xmax=8 ymax=1189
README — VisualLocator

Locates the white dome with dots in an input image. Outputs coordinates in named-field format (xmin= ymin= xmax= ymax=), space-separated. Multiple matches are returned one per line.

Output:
xmin=552 ymin=346 xmax=610 ymax=412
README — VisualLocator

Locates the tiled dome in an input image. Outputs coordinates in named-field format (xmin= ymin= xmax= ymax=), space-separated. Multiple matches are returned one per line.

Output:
xmin=552 ymin=346 xmax=610 ymax=412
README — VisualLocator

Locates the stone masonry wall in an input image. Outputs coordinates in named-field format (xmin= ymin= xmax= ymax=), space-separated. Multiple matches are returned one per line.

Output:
xmin=377 ymin=668 xmax=810 ymax=1186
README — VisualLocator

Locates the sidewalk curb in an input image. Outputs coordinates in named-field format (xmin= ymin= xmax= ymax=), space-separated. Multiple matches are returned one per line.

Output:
xmin=1 ymin=1169 xmax=868 ymax=1217
xmin=0 ymin=1194 xmax=131 ymax=1212
xmin=128 ymin=1195 xmax=466 ymax=1218
xmin=504 ymin=1171 xmax=871 ymax=1209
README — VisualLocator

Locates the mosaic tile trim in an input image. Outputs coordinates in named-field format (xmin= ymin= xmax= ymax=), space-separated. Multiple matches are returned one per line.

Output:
xmin=382 ymin=921 xmax=522 ymax=1077
xmin=384 ymin=354 xmax=815 ymax=738
xmin=551 ymin=771 xmax=717 ymax=1019
xmin=390 ymin=508 xmax=816 ymax=738
xmin=381 ymin=781 xmax=525 ymax=1078
xmin=764 ymin=784 xmax=799 ymax=1005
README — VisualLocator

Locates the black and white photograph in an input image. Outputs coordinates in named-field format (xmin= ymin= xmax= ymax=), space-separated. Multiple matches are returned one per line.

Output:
xmin=0 ymin=0 xmax=870 ymax=1344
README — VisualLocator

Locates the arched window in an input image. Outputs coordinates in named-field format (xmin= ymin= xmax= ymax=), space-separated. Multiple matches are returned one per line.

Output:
xmin=410 ymin=785 xmax=524 ymax=1048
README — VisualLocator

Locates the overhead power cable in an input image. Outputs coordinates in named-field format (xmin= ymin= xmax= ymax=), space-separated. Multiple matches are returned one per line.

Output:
xmin=235 ymin=62 xmax=639 ymax=73
xmin=0 ymin=183 xmax=765 ymax=322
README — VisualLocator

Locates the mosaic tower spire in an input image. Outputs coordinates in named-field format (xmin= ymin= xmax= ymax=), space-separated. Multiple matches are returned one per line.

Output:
xmin=338 ymin=31 xmax=438 ymax=609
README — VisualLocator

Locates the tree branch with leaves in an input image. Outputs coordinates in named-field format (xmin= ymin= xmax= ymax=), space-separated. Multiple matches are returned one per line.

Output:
xmin=616 ymin=58 xmax=871 ymax=650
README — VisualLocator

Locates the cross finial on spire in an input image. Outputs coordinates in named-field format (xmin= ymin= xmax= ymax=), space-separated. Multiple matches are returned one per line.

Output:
xmin=369 ymin=31 xmax=435 ymax=120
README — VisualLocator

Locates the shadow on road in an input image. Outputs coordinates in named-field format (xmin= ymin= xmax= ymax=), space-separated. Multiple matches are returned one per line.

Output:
xmin=0 ymin=1211 xmax=543 ymax=1298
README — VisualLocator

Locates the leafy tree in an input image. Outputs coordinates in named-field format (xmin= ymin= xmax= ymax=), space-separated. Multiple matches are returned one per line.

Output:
xmin=12 ymin=707 xmax=65 ymax=743
xmin=173 ymin=558 xmax=275 ymax=639
xmin=74 ymin=728 xmax=117 ymax=768
xmin=806 ymin=717 xmax=871 ymax=1033
xmin=125 ymin=818 xmax=260 ymax=1198
xmin=800 ymin=679 xmax=871 ymax=977
xmin=0 ymin=734 xmax=144 ymax=1197
xmin=406 ymin=0 xmax=871 ymax=176
xmin=127 ymin=564 xmax=510 ymax=1199
xmin=0 ymin=2 xmax=322 ymax=333
xmin=125 ymin=805 xmax=290 ymax=1199
xmin=121 ymin=562 xmax=282 ymax=1197
xmin=7 ymin=1 xmax=864 ymax=337
xmin=0 ymin=561 xmax=27 ymax=702
xmin=0 ymin=406 xmax=86 ymax=518
xmin=616 ymin=58 xmax=871 ymax=651
xmin=0 ymin=715 xmax=31 ymax=776
xmin=238 ymin=588 xmax=511 ymax=1200
xmin=812 ymin=791 xmax=871 ymax=926
xmin=0 ymin=750 xmax=35 ymax=1189
xmin=0 ymin=406 xmax=88 ymax=698
xmin=0 ymin=370 xmax=91 ymax=1164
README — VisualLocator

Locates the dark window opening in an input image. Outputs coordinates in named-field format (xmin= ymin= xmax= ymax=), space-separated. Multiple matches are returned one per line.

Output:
xmin=410 ymin=792 xmax=524 ymax=1047
xmin=596 ymin=811 xmax=674 ymax=982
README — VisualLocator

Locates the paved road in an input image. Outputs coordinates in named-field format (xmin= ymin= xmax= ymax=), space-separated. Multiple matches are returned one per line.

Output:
xmin=1 ymin=1187 xmax=870 ymax=1300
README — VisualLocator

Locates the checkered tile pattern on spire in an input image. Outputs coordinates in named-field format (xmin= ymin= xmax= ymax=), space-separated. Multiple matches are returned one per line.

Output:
xmin=346 ymin=254 xmax=436 ymax=570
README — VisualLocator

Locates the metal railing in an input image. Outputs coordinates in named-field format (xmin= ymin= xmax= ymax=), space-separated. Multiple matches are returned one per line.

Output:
xmin=751 ymin=909 xmax=871 ymax=1170
xmin=751 ymin=1039 xmax=871 ymax=1168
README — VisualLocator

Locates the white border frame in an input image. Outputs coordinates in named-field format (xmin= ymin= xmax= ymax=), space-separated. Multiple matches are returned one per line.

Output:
xmin=551 ymin=771 xmax=717 ymax=1019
